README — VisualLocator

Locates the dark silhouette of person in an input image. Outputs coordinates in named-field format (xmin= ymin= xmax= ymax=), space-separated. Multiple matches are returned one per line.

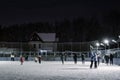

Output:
xmin=60 ymin=53 xmax=64 ymax=64
xmin=73 ymin=53 xmax=77 ymax=64
xmin=110 ymin=53 xmax=114 ymax=65
xmin=38 ymin=55 xmax=42 ymax=64
xmin=104 ymin=54 xmax=109 ymax=65
xmin=25 ymin=55 xmax=28 ymax=61
xmin=81 ymin=53 xmax=85 ymax=64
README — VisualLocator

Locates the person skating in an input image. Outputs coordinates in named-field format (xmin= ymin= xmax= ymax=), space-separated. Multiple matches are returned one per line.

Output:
xmin=10 ymin=54 xmax=15 ymax=61
xmin=94 ymin=53 xmax=98 ymax=68
xmin=25 ymin=55 xmax=28 ymax=61
xmin=60 ymin=53 xmax=64 ymax=64
xmin=34 ymin=56 xmax=38 ymax=63
xmin=81 ymin=53 xmax=85 ymax=64
xmin=90 ymin=52 xmax=94 ymax=68
xmin=104 ymin=54 xmax=109 ymax=65
xmin=90 ymin=50 xmax=98 ymax=69
xmin=110 ymin=53 xmax=114 ymax=65
xmin=38 ymin=55 xmax=42 ymax=64
xmin=20 ymin=55 xmax=24 ymax=65
xmin=73 ymin=53 xmax=77 ymax=64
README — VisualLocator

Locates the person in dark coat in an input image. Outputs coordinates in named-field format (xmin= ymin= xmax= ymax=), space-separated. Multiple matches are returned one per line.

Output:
xmin=38 ymin=55 xmax=42 ymax=64
xmin=81 ymin=53 xmax=85 ymax=64
xmin=94 ymin=54 xmax=98 ymax=68
xmin=104 ymin=54 xmax=109 ymax=65
xmin=110 ymin=53 xmax=114 ymax=65
xmin=73 ymin=53 xmax=77 ymax=64
xmin=60 ymin=53 xmax=64 ymax=64
xmin=90 ymin=52 xmax=94 ymax=68
xmin=25 ymin=55 xmax=28 ymax=61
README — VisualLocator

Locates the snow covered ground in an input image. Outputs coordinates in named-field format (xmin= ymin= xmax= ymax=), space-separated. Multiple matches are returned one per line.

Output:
xmin=0 ymin=61 xmax=120 ymax=80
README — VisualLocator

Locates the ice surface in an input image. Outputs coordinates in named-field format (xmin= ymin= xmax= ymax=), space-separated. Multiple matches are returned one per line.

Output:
xmin=0 ymin=61 xmax=120 ymax=80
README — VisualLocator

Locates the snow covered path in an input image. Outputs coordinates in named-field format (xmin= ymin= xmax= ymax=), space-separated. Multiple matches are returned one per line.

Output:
xmin=0 ymin=61 xmax=120 ymax=80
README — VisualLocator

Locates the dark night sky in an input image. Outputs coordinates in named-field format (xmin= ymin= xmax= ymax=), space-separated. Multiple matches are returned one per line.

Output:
xmin=0 ymin=0 xmax=120 ymax=25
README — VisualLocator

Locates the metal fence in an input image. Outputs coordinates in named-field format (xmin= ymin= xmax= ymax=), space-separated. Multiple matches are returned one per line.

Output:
xmin=0 ymin=41 xmax=120 ymax=61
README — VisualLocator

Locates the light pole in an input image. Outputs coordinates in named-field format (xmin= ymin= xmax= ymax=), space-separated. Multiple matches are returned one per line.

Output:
xmin=103 ymin=39 xmax=109 ymax=54
xmin=96 ymin=42 xmax=100 ymax=54
xmin=100 ymin=42 xmax=105 ymax=63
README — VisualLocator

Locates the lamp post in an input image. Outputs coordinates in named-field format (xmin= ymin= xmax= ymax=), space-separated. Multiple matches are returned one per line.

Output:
xmin=100 ymin=42 xmax=105 ymax=63
xmin=103 ymin=39 xmax=109 ymax=54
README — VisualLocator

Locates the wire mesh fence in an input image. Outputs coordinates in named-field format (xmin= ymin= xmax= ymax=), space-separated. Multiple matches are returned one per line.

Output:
xmin=0 ymin=41 xmax=120 ymax=61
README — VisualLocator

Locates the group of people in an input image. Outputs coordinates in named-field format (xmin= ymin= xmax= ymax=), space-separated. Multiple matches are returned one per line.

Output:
xmin=60 ymin=51 xmax=114 ymax=69
xmin=60 ymin=53 xmax=85 ymax=64
xmin=104 ymin=53 xmax=114 ymax=65
xmin=10 ymin=54 xmax=42 ymax=65
xmin=20 ymin=55 xmax=42 ymax=65
xmin=90 ymin=50 xmax=114 ymax=69
xmin=10 ymin=54 xmax=25 ymax=65
xmin=10 ymin=52 xmax=114 ymax=67
xmin=60 ymin=53 xmax=67 ymax=64
xmin=34 ymin=55 xmax=42 ymax=64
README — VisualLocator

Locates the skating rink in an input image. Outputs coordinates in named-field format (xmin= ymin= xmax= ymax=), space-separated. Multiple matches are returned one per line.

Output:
xmin=0 ymin=61 xmax=120 ymax=80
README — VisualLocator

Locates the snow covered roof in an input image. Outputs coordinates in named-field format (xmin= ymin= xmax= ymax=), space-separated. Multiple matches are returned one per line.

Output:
xmin=37 ymin=33 xmax=56 ymax=42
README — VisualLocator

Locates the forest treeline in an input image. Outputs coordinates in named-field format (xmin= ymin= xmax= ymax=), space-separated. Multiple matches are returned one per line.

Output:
xmin=0 ymin=10 xmax=120 ymax=42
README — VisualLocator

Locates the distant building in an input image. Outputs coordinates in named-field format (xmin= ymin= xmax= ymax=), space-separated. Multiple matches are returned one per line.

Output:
xmin=29 ymin=32 xmax=59 ymax=55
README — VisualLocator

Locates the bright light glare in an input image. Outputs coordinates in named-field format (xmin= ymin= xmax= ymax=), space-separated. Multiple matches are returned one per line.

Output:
xmin=112 ymin=39 xmax=117 ymax=43
xmin=100 ymin=43 xmax=104 ymax=46
xmin=119 ymin=35 xmax=120 ymax=38
xmin=96 ymin=42 xmax=100 ymax=46
xmin=104 ymin=39 xmax=109 ymax=44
